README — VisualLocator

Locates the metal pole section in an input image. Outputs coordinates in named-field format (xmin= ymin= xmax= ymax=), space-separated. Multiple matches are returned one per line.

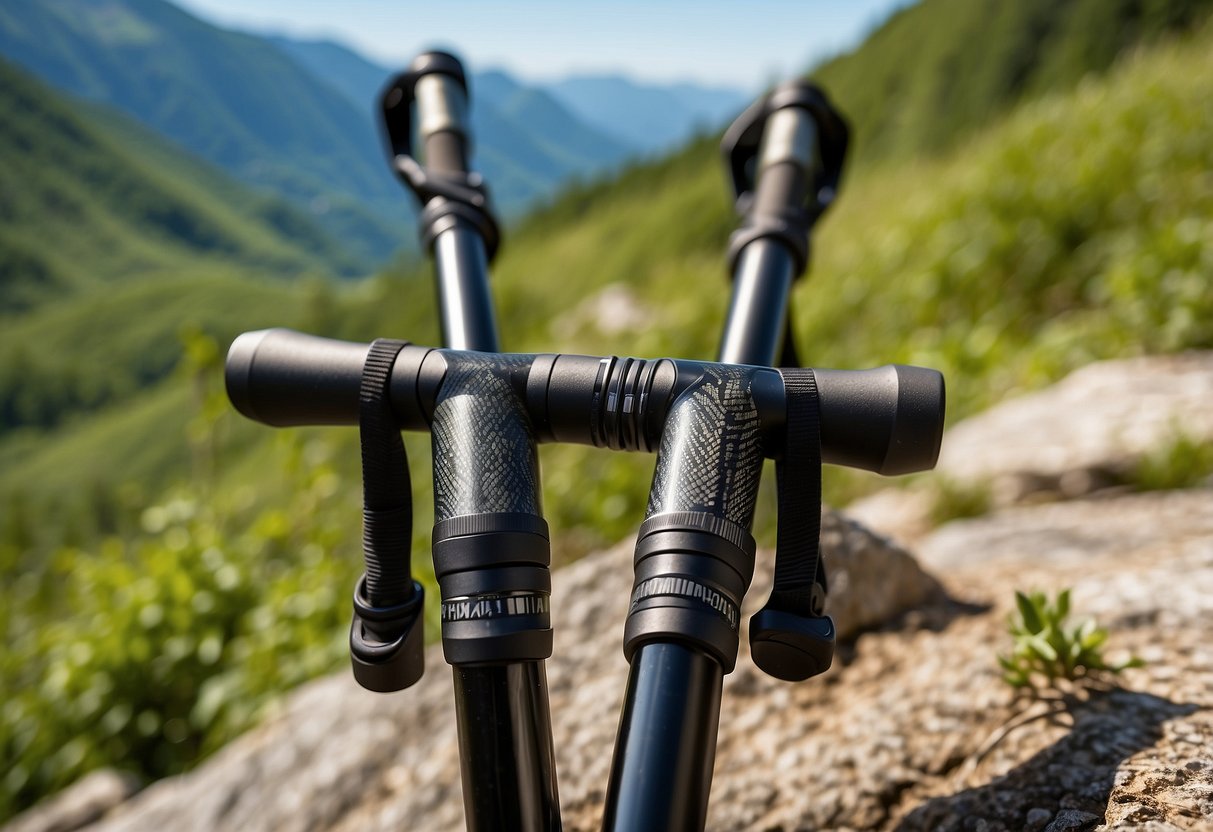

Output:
xmin=717 ymin=104 xmax=818 ymax=367
xmin=603 ymin=99 xmax=822 ymax=832
xmin=416 ymin=71 xmax=501 ymax=352
xmin=717 ymin=238 xmax=796 ymax=366
xmin=415 ymin=60 xmax=557 ymax=829
xmin=433 ymin=225 xmax=498 ymax=351
xmin=602 ymin=644 xmax=723 ymax=832
xmin=454 ymin=662 xmax=562 ymax=831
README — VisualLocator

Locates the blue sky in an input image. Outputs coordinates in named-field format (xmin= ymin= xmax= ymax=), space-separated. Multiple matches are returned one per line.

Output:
xmin=175 ymin=0 xmax=914 ymax=91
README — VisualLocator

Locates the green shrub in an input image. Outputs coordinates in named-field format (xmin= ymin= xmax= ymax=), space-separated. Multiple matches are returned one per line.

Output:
xmin=0 ymin=443 xmax=364 ymax=819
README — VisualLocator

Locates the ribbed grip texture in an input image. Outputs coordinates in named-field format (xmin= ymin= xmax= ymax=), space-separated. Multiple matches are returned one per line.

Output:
xmin=360 ymin=339 xmax=414 ymax=607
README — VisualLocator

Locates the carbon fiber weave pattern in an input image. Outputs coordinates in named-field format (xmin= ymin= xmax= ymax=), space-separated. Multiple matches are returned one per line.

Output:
xmin=431 ymin=353 xmax=541 ymax=521
xmin=645 ymin=365 xmax=765 ymax=527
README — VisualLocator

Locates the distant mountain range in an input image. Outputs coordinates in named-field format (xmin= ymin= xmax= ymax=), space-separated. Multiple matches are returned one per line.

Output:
xmin=0 ymin=0 xmax=402 ymax=264
xmin=543 ymin=75 xmax=751 ymax=153
xmin=0 ymin=0 xmax=750 ymax=265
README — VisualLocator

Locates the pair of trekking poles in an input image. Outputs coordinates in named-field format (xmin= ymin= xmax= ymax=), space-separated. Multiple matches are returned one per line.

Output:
xmin=225 ymin=52 xmax=945 ymax=831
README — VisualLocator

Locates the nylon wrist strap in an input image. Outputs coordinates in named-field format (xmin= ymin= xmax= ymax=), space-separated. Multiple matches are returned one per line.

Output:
xmin=349 ymin=338 xmax=426 ymax=692
xmin=771 ymin=367 xmax=827 ymax=615
xmin=359 ymin=338 xmax=415 ymax=608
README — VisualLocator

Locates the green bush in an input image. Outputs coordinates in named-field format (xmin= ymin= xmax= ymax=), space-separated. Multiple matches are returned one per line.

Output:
xmin=0 ymin=441 xmax=364 ymax=818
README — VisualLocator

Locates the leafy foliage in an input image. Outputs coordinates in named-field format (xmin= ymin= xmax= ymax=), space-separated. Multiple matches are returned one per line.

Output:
xmin=0 ymin=340 xmax=371 ymax=817
xmin=999 ymin=589 xmax=1142 ymax=690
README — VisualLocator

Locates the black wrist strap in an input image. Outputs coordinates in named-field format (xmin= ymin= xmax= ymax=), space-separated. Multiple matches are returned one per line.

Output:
xmin=770 ymin=367 xmax=827 ymax=615
xmin=350 ymin=338 xmax=426 ymax=692
xmin=359 ymin=338 xmax=415 ymax=607
xmin=748 ymin=367 xmax=835 ymax=682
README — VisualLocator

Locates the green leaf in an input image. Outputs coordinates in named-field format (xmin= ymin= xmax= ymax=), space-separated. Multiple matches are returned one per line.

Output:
xmin=1028 ymin=633 xmax=1058 ymax=662
xmin=1055 ymin=588 xmax=1071 ymax=622
xmin=1080 ymin=627 xmax=1108 ymax=651
xmin=1016 ymin=591 xmax=1044 ymax=634
xmin=1003 ymin=671 xmax=1030 ymax=688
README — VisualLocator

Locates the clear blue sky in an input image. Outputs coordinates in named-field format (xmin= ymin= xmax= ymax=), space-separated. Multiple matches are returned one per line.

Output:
xmin=174 ymin=0 xmax=914 ymax=91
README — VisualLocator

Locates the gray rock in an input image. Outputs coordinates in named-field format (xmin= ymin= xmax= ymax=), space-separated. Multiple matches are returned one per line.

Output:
xmin=4 ymin=770 xmax=138 ymax=832
xmin=848 ymin=352 xmax=1213 ymax=542
xmin=1043 ymin=809 xmax=1101 ymax=831
xmin=15 ymin=487 xmax=1212 ymax=832
xmin=935 ymin=353 xmax=1213 ymax=488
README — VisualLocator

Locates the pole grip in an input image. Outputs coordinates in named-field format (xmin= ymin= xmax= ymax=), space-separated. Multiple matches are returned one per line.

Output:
xmin=225 ymin=331 xmax=944 ymax=475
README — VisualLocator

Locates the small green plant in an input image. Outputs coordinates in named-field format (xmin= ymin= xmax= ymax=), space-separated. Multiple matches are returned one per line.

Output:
xmin=1130 ymin=433 xmax=1213 ymax=493
xmin=999 ymin=589 xmax=1142 ymax=690
xmin=929 ymin=476 xmax=993 ymax=525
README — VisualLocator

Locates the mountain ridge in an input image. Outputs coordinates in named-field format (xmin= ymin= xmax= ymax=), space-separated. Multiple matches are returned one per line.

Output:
xmin=0 ymin=0 xmax=406 ymax=262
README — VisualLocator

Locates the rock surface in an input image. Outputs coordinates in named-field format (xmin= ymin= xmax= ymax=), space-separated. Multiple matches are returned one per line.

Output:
xmin=848 ymin=352 xmax=1213 ymax=542
xmin=15 ymin=511 xmax=933 ymax=832
xmin=934 ymin=353 xmax=1213 ymax=492
xmin=8 ymin=493 xmax=1211 ymax=830
xmin=3 ymin=772 xmax=138 ymax=832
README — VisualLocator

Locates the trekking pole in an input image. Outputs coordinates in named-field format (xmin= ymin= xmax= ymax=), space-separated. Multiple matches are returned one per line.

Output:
xmin=381 ymin=51 xmax=501 ymax=350
xmin=601 ymin=82 xmax=899 ymax=832
xmin=224 ymin=60 xmax=943 ymax=832
xmin=717 ymin=81 xmax=848 ymax=366
xmin=377 ymin=53 xmax=559 ymax=830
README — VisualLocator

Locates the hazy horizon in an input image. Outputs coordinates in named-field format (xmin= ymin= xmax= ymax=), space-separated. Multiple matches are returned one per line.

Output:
xmin=173 ymin=0 xmax=916 ymax=92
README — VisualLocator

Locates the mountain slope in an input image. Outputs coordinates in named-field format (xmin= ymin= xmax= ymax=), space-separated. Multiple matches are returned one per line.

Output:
xmin=813 ymin=0 xmax=1213 ymax=164
xmin=0 ymin=0 xmax=403 ymax=262
xmin=0 ymin=59 xmax=375 ymax=433
xmin=0 ymin=59 xmax=357 ymax=316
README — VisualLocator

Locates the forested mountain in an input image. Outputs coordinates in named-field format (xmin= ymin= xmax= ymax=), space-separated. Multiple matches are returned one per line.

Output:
xmin=0 ymin=58 xmax=357 ymax=315
xmin=0 ymin=58 xmax=372 ymax=433
xmin=0 ymin=0 xmax=656 ymax=261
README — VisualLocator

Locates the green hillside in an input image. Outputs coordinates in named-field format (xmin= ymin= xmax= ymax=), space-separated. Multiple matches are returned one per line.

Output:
xmin=0 ymin=0 xmax=403 ymax=262
xmin=0 ymin=59 xmax=356 ymax=310
xmin=0 ymin=60 xmax=376 ymax=432
xmin=813 ymin=0 xmax=1213 ymax=164
xmin=4 ymin=1 xmax=1213 ymax=820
